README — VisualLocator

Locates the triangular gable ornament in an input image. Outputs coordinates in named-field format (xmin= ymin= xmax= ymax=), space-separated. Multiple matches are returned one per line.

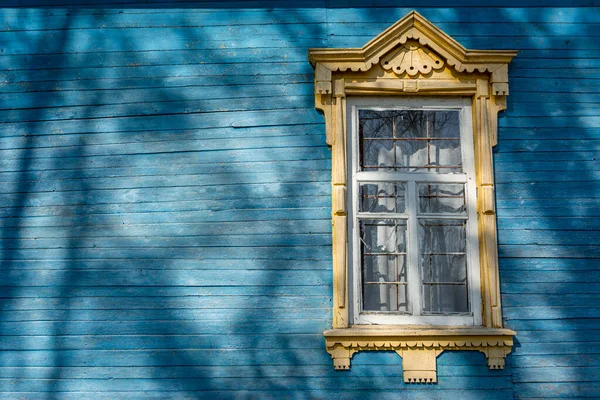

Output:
xmin=309 ymin=11 xmax=517 ymax=98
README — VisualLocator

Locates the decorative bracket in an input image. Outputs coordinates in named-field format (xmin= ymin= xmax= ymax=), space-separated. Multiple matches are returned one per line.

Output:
xmin=324 ymin=327 xmax=515 ymax=383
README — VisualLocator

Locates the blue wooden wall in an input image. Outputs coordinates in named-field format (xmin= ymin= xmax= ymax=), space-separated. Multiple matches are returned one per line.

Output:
xmin=0 ymin=2 xmax=598 ymax=398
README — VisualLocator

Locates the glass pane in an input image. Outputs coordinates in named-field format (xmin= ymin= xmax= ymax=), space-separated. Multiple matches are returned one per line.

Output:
xmin=423 ymin=140 xmax=462 ymax=173
xmin=364 ymin=282 xmax=408 ymax=312
xmin=360 ymin=110 xmax=394 ymax=169
xmin=360 ymin=183 xmax=406 ymax=213
xmin=362 ymin=139 xmax=395 ymax=169
xmin=430 ymin=111 xmax=460 ymax=139
xmin=359 ymin=110 xmax=393 ymax=139
xmin=418 ymin=219 xmax=468 ymax=313
xmin=359 ymin=109 xmax=462 ymax=173
xmin=360 ymin=220 xmax=407 ymax=255
xmin=423 ymin=284 xmax=468 ymax=314
xmin=360 ymin=220 xmax=408 ymax=312
xmin=418 ymin=183 xmax=466 ymax=214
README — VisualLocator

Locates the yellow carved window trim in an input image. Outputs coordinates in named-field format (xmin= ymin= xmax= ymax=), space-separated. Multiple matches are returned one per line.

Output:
xmin=308 ymin=11 xmax=517 ymax=382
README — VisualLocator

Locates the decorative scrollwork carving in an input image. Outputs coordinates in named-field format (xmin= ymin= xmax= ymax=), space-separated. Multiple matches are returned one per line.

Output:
xmin=324 ymin=329 xmax=515 ymax=383
xmin=381 ymin=41 xmax=445 ymax=76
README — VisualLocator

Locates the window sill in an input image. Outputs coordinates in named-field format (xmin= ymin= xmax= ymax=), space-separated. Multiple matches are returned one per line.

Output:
xmin=323 ymin=326 xmax=515 ymax=383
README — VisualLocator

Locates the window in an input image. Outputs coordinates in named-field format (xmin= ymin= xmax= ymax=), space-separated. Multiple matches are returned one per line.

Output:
xmin=348 ymin=97 xmax=481 ymax=327
xmin=308 ymin=11 xmax=518 ymax=382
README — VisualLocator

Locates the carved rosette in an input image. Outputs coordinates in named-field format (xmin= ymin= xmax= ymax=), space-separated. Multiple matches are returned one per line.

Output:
xmin=381 ymin=41 xmax=445 ymax=76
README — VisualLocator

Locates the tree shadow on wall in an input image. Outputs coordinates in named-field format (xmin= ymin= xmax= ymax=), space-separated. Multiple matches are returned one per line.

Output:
xmin=0 ymin=5 xmax=331 ymax=399
xmin=1 ymin=2 xmax=598 ymax=399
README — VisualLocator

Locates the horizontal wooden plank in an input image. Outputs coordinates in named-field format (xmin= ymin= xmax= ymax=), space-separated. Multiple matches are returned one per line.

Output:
xmin=510 ymin=353 xmax=600 ymax=368
xmin=499 ymin=116 xmax=600 ymax=128
xmin=0 ymin=285 xmax=330 ymax=297
xmin=0 ymin=170 xmax=329 ymax=194
xmin=499 ymin=246 xmax=600 ymax=258
xmin=494 ymin=151 xmax=599 ymax=162
xmin=1 ymin=9 xmax=594 ymax=34
xmin=0 ymin=269 xmax=331 ymax=287
xmin=0 ymin=376 xmax=511 ymax=392
xmin=0 ymin=30 xmax=327 ymax=55
xmin=503 ymin=307 xmax=600 ymax=320
xmin=0 ymin=220 xmax=332 ymax=241
xmin=513 ymin=382 xmax=600 ymax=398
xmin=512 ymin=342 xmax=600 ymax=356
xmin=507 ymin=329 xmax=600 ymax=343
xmin=512 ymin=367 xmax=600 ymax=383
xmin=496 ymin=140 xmax=600 ymax=152
xmin=2 ymin=61 xmax=314 ymax=84
xmin=0 ymin=295 xmax=331 ymax=311
xmin=0 ymin=55 xmax=595 ymax=78
xmin=325 ymin=8 xmax=600 ymax=24
xmin=501 ymin=283 xmax=600 ymax=294
xmin=502 ymin=105 xmax=600 ymax=118
xmin=496 ymin=183 xmax=600 ymax=199
xmin=1 ymin=79 xmax=313 ymax=102
xmin=502 ymin=268 xmax=600 ymax=283
xmin=0 ymin=245 xmax=331 ymax=262
xmin=0 ymin=233 xmax=331 ymax=249
xmin=495 ymin=160 xmax=599 ymax=173
xmin=327 ymin=22 xmax=600 ymax=38
xmin=0 ymin=9 xmax=326 ymax=32
xmin=502 ymin=294 xmax=600 ymax=307
xmin=0 ymin=126 xmax=323 ymax=154
xmin=498 ymin=230 xmax=600 ymax=246
xmin=0 ymin=182 xmax=331 ymax=208
xmin=0 ymin=147 xmax=331 ymax=174
xmin=496 ymin=206 xmax=600 ymax=217
xmin=0 ymin=208 xmax=331 ymax=228
xmin=0 ymin=95 xmax=315 ymax=124
xmin=498 ymin=218 xmax=600 ymax=231
xmin=496 ymin=170 xmax=600 ymax=183
xmin=505 ymin=319 xmax=600 ymax=332
xmin=0 ymin=132 xmax=324 ymax=162
xmin=0 ymin=320 xmax=331 ymax=336
xmin=0 ymin=308 xmax=331 ymax=323
xmin=3 ymin=85 xmax=599 ymax=117
xmin=0 ymin=364 xmax=508 ymax=379
xmin=0 ymin=158 xmax=330 ymax=183
xmin=1 ymin=109 xmax=322 ymax=137
xmin=0 ymin=197 xmax=331 ymax=219
xmin=328 ymin=36 xmax=600 ymax=50
xmin=0 ymin=391 xmax=514 ymax=400
xmin=499 ymin=258 xmax=597 ymax=271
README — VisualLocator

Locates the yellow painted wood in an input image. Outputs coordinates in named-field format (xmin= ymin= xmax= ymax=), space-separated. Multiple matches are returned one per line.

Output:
xmin=324 ymin=327 xmax=515 ymax=381
xmin=309 ymin=10 xmax=517 ymax=381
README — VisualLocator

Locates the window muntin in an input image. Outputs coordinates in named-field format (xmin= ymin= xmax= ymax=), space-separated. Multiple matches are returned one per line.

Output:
xmin=349 ymin=97 xmax=482 ymax=326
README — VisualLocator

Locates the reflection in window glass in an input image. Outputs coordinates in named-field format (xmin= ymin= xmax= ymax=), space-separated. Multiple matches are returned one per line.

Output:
xmin=360 ymin=220 xmax=408 ymax=312
xmin=360 ymin=183 xmax=406 ymax=213
xmin=418 ymin=183 xmax=466 ymax=214
xmin=359 ymin=110 xmax=462 ymax=173
xmin=418 ymin=219 xmax=468 ymax=313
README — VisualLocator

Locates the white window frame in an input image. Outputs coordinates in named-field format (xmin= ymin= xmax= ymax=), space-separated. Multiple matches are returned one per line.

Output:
xmin=347 ymin=97 xmax=482 ymax=326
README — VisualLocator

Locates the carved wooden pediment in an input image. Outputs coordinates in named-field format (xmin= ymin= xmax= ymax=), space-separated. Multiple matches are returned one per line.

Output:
xmin=309 ymin=10 xmax=517 ymax=96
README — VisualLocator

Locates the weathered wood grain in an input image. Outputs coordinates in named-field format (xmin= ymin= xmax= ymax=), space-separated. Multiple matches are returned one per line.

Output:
xmin=0 ymin=3 xmax=598 ymax=398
